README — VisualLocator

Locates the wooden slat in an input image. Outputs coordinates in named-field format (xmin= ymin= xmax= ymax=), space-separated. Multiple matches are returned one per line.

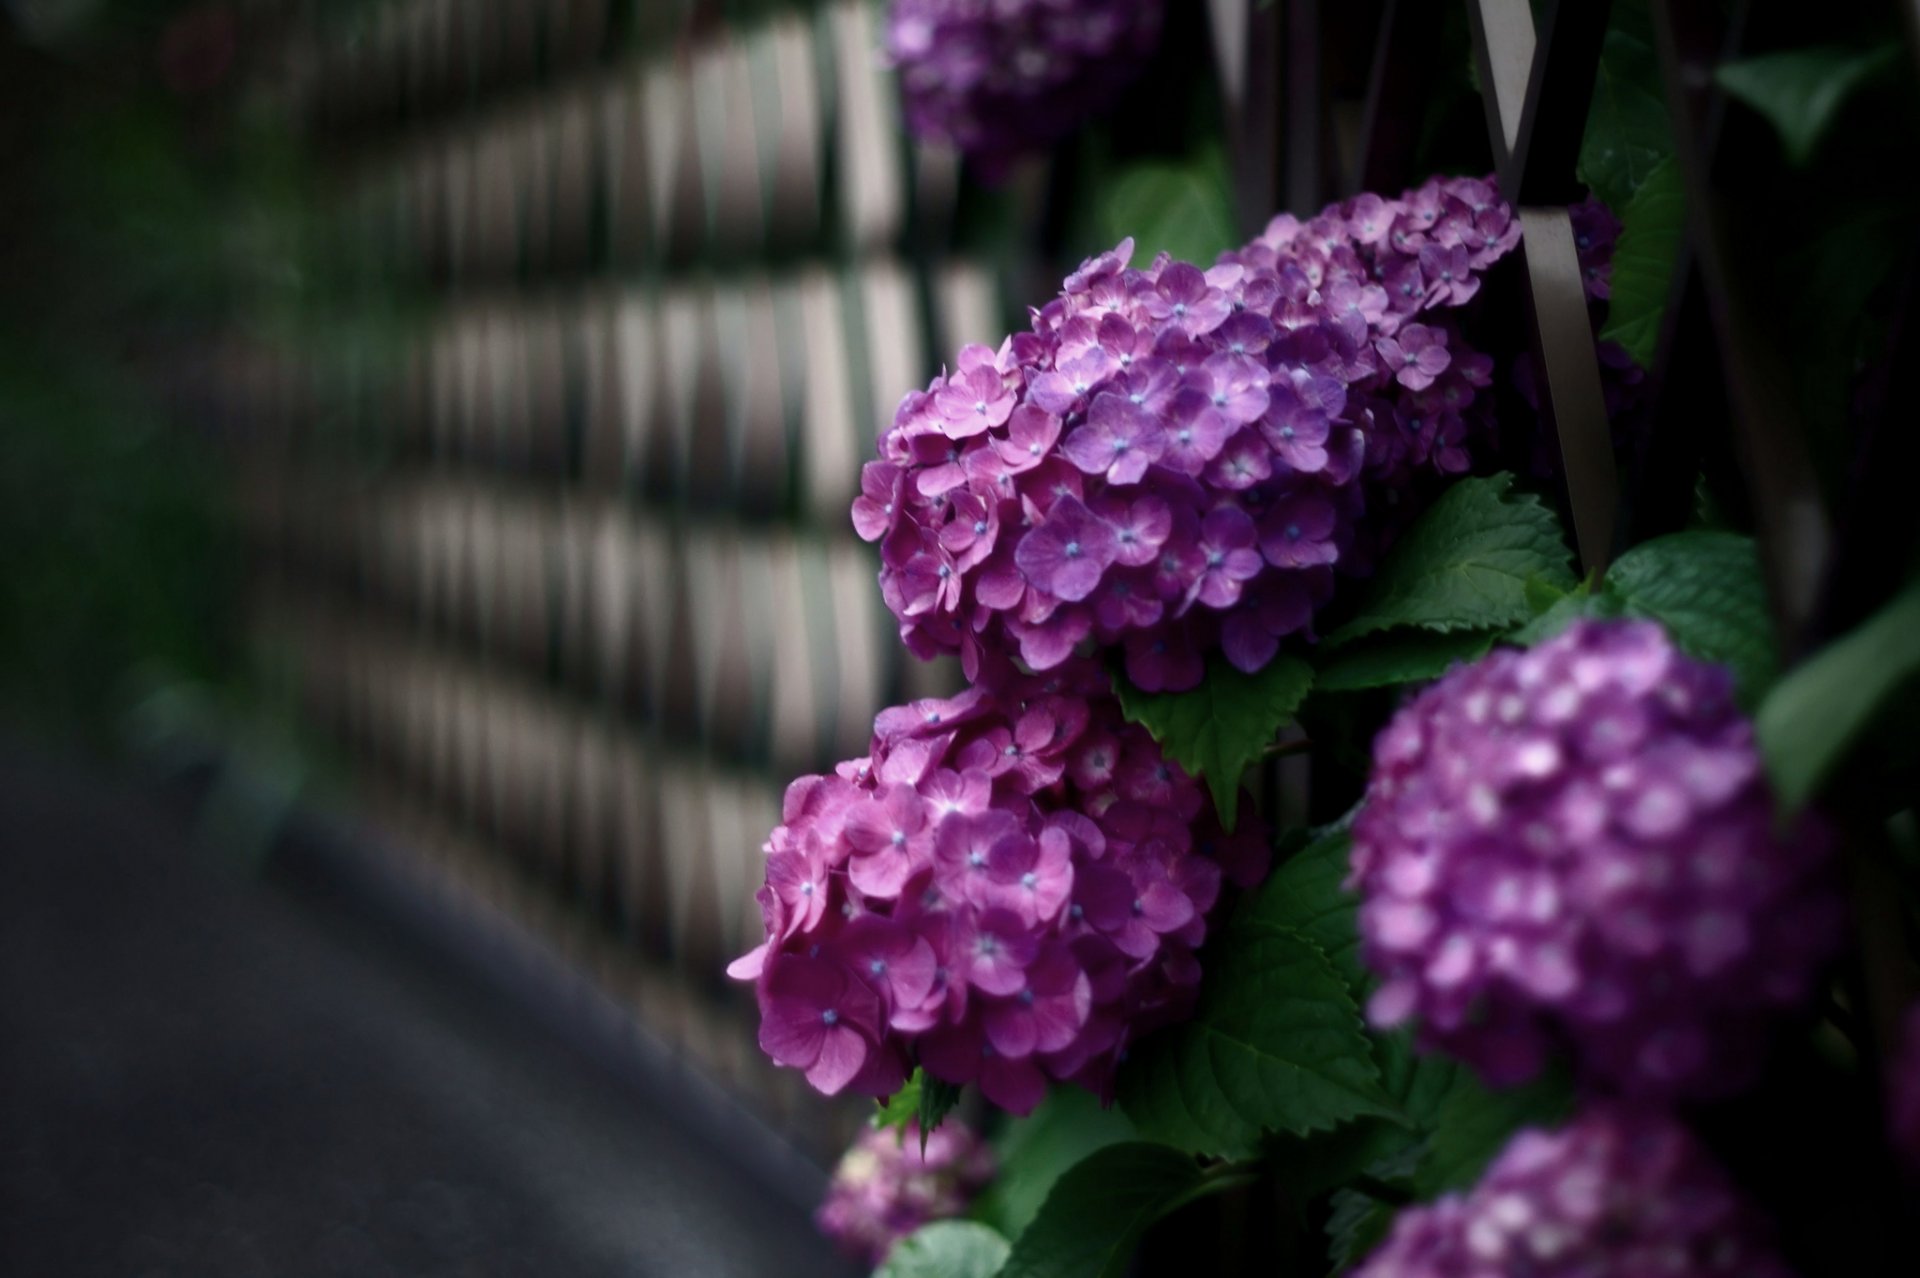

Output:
xmin=1466 ymin=0 xmax=1620 ymax=571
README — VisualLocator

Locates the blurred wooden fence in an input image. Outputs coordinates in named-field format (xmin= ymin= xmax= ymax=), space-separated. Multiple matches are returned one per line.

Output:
xmin=202 ymin=0 xmax=1919 ymax=1175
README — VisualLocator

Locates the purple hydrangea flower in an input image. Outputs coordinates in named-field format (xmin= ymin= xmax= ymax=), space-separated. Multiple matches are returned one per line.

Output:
xmin=815 ymin=1118 xmax=995 ymax=1265
xmin=859 ymin=175 xmax=1545 ymax=691
xmin=1352 ymin=1104 xmax=1797 ymax=1277
xmin=885 ymin=0 xmax=1165 ymax=174
xmin=732 ymin=655 xmax=1267 ymax=1113
xmin=1350 ymin=619 xmax=1841 ymax=1098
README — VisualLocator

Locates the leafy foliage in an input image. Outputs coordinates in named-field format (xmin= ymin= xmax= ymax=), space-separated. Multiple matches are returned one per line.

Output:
xmin=1325 ymin=475 xmax=1577 ymax=647
xmin=1717 ymin=43 xmax=1904 ymax=165
xmin=875 ymin=1068 xmax=965 ymax=1148
xmin=1757 ymin=579 xmax=1920 ymax=811
xmin=972 ymin=1089 xmax=1135 ymax=1240
xmin=1604 ymin=531 xmax=1778 ymax=705
xmin=1598 ymin=155 xmax=1685 ymax=367
xmin=1114 ymin=654 xmax=1314 ymax=830
xmin=1312 ymin=629 xmax=1497 ymax=694
xmin=877 ymin=1220 xmax=1011 ymax=1278
xmin=996 ymin=1143 xmax=1250 ymax=1278
xmin=1097 ymin=148 xmax=1237 ymax=268
xmin=1577 ymin=7 xmax=1674 ymax=211
xmin=1408 ymin=1068 xmax=1576 ymax=1201
xmin=1118 ymin=923 xmax=1393 ymax=1157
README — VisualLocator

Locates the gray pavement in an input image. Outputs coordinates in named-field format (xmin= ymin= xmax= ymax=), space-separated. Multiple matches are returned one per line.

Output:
xmin=0 ymin=746 xmax=857 ymax=1278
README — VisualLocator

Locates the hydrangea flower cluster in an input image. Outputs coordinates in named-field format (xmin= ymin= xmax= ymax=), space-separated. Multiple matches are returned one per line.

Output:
xmin=1349 ymin=618 xmax=1840 ymax=1098
xmin=884 ymin=0 xmax=1163 ymax=173
xmin=729 ymin=656 xmax=1267 ymax=1113
xmin=1351 ymin=1104 xmax=1796 ymax=1277
xmin=815 ymin=1118 xmax=995 ymax=1265
xmin=858 ymin=175 xmax=1523 ymax=694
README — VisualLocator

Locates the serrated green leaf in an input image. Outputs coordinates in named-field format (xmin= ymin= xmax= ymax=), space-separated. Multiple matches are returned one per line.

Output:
xmin=879 ymin=1220 xmax=1011 ymax=1278
xmin=876 ymin=1068 xmax=963 ymax=1149
xmin=1507 ymin=578 xmax=1615 ymax=647
xmin=1118 ymin=925 xmax=1396 ymax=1157
xmin=920 ymin=1074 xmax=964 ymax=1137
xmin=1099 ymin=149 xmax=1237 ymax=268
xmin=1313 ymin=629 xmax=1498 ymax=693
xmin=1717 ymin=42 xmax=1902 ymax=165
xmin=1604 ymin=530 xmax=1778 ymax=706
xmin=973 ymin=1089 xmax=1135 ymax=1240
xmin=875 ymin=1069 xmax=925 ymax=1131
xmin=1326 ymin=475 xmax=1577 ymax=648
xmin=1411 ymin=1068 xmax=1575 ymax=1200
xmin=1578 ymin=16 xmax=1673 ymax=211
xmin=1114 ymin=655 xmax=1314 ymax=830
xmin=997 ymin=1143 xmax=1246 ymax=1278
xmin=1239 ymin=829 xmax=1362 ymax=985
xmin=1757 ymin=578 xmax=1920 ymax=811
xmin=1598 ymin=155 xmax=1684 ymax=367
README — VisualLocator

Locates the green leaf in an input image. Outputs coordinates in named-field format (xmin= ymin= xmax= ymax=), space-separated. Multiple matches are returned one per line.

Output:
xmin=1326 ymin=1186 xmax=1397 ymax=1274
xmin=1598 ymin=155 xmax=1684 ymax=367
xmin=1239 ymin=829 xmax=1362 ymax=986
xmin=1114 ymin=655 xmax=1314 ymax=830
xmin=875 ymin=1068 xmax=963 ymax=1148
xmin=1118 ymin=925 xmax=1395 ymax=1157
xmin=1411 ymin=1068 xmax=1575 ymax=1200
xmin=1604 ymin=531 xmax=1778 ymax=706
xmin=997 ymin=1143 xmax=1247 ymax=1278
xmin=920 ymin=1074 xmax=964 ymax=1137
xmin=1099 ymin=149 xmax=1237 ymax=268
xmin=1313 ymin=629 xmax=1498 ymax=693
xmin=1757 ymin=578 xmax=1920 ymax=811
xmin=1507 ymin=579 xmax=1615 ymax=647
xmin=1578 ymin=15 xmax=1674 ymax=211
xmin=879 ymin=1221 xmax=1011 ymax=1278
xmin=875 ymin=1078 xmax=921 ymax=1131
xmin=974 ymin=1089 xmax=1136 ymax=1240
xmin=1326 ymin=475 xmax=1577 ymax=648
xmin=1717 ymin=43 xmax=1903 ymax=165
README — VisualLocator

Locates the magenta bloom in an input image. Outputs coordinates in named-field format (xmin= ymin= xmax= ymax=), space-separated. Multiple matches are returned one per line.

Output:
xmin=886 ymin=0 xmax=1166 ymax=174
xmin=732 ymin=656 xmax=1266 ymax=1113
xmin=863 ymin=174 xmax=1544 ymax=691
xmin=1350 ymin=619 xmax=1841 ymax=1098
xmin=756 ymin=955 xmax=901 ymax=1097
xmin=1352 ymin=1104 xmax=1797 ymax=1278
xmin=815 ymin=1118 xmax=994 ymax=1265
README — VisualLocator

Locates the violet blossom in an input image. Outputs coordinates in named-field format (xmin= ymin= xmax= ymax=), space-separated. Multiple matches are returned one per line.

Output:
xmin=731 ymin=655 xmax=1265 ymax=1114
xmin=1349 ymin=619 xmax=1841 ymax=1098
xmin=884 ymin=0 xmax=1164 ymax=174
xmin=859 ymin=175 xmax=1533 ymax=692
xmin=815 ymin=1118 xmax=995 ymax=1265
xmin=1351 ymin=1104 xmax=1797 ymax=1278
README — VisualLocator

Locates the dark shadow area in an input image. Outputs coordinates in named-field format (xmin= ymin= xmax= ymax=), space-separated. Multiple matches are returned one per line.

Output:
xmin=0 ymin=743 xmax=856 ymax=1278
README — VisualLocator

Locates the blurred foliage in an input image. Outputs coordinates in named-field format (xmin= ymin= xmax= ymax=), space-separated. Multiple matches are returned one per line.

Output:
xmin=0 ymin=6 xmax=398 ymax=750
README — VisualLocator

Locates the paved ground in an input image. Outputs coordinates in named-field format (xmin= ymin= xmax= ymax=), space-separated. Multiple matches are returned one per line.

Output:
xmin=0 ymin=746 xmax=858 ymax=1278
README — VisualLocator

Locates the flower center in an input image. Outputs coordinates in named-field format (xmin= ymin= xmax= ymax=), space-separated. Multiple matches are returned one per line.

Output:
xmin=821 ymin=1008 xmax=838 ymax=1025
xmin=891 ymin=830 xmax=906 ymax=847
xmin=1064 ymin=540 xmax=1082 ymax=558
xmin=1020 ymin=872 xmax=1038 ymax=889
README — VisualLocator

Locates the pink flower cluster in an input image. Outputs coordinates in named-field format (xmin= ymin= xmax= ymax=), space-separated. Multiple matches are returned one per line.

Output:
xmin=815 ymin=1119 xmax=995 ymax=1265
xmin=729 ymin=656 xmax=1267 ymax=1113
xmin=859 ymin=176 xmax=1523 ymax=694
xmin=1350 ymin=619 xmax=1840 ymax=1098
xmin=885 ymin=0 xmax=1163 ymax=174
xmin=1352 ymin=1104 xmax=1796 ymax=1277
